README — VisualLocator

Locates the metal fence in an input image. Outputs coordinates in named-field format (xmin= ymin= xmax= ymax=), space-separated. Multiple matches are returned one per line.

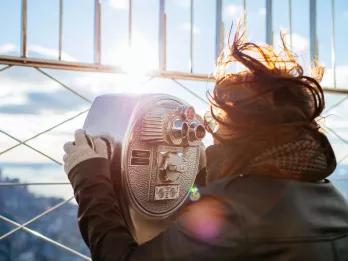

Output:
xmin=0 ymin=0 xmax=345 ymax=92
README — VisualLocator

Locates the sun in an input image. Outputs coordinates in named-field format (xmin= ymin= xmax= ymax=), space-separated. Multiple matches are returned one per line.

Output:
xmin=112 ymin=34 xmax=158 ymax=77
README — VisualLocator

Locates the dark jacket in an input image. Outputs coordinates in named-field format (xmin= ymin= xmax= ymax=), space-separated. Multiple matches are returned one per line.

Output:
xmin=69 ymin=158 xmax=348 ymax=261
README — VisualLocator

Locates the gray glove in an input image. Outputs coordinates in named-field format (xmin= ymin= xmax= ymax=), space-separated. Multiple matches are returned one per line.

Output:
xmin=63 ymin=129 xmax=113 ymax=175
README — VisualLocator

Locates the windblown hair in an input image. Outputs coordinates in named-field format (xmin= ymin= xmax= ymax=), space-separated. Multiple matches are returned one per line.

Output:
xmin=207 ymin=23 xmax=325 ymax=143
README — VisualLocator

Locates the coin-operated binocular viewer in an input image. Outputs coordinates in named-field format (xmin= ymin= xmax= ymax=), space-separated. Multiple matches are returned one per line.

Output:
xmin=83 ymin=94 xmax=206 ymax=243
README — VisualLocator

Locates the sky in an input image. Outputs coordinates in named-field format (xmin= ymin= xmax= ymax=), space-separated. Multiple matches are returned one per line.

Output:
xmin=0 ymin=0 xmax=347 ymax=199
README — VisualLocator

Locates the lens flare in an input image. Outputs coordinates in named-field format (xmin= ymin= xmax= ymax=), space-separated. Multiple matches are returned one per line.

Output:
xmin=189 ymin=186 xmax=201 ymax=201
xmin=181 ymin=197 xmax=225 ymax=241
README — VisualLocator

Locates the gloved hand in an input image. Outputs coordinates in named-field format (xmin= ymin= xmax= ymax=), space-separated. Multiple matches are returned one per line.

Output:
xmin=63 ymin=129 xmax=114 ymax=175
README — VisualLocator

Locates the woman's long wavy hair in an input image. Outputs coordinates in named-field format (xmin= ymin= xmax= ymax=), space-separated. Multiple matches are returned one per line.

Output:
xmin=206 ymin=22 xmax=325 ymax=144
xmin=204 ymin=22 xmax=328 ymax=179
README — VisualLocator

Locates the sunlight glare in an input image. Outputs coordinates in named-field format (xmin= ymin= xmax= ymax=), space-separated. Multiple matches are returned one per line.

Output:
xmin=112 ymin=34 xmax=158 ymax=78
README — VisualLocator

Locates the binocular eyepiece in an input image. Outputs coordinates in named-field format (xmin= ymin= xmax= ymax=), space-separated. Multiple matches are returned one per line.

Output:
xmin=142 ymin=105 xmax=206 ymax=146
xmin=170 ymin=106 xmax=206 ymax=144
xmin=170 ymin=119 xmax=205 ymax=144
xmin=188 ymin=120 xmax=206 ymax=142
xmin=170 ymin=120 xmax=189 ymax=139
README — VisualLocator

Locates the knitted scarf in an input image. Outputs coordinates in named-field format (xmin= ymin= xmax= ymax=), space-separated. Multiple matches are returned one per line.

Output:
xmin=206 ymin=129 xmax=336 ymax=183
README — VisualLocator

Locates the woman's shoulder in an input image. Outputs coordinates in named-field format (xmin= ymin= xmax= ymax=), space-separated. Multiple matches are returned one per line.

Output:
xmin=200 ymin=174 xmax=348 ymax=241
xmin=203 ymin=174 xmax=345 ymax=197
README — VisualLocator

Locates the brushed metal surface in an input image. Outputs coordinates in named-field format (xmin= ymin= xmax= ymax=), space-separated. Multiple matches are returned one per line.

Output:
xmin=83 ymin=94 xmax=204 ymax=219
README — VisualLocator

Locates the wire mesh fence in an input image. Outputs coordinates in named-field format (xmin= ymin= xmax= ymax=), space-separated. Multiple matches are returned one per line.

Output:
xmin=0 ymin=63 xmax=347 ymax=260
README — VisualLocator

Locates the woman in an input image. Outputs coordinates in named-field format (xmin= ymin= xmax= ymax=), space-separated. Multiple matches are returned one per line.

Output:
xmin=63 ymin=27 xmax=348 ymax=260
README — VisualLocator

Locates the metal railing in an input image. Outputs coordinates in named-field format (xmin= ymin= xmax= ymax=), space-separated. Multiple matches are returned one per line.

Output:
xmin=0 ymin=0 xmax=344 ymax=92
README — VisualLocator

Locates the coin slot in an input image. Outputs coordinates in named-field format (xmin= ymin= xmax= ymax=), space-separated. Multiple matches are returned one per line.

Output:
xmin=132 ymin=150 xmax=151 ymax=158
xmin=131 ymin=158 xmax=150 ymax=165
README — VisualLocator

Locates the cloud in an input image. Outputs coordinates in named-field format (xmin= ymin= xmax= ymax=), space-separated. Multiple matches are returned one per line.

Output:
xmin=291 ymin=33 xmax=309 ymax=53
xmin=175 ymin=0 xmax=191 ymax=9
xmin=0 ymin=43 xmax=17 ymax=54
xmin=343 ymin=10 xmax=348 ymax=18
xmin=0 ymin=43 xmax=76 ymax=61
xmin=224 ymin=4 xmax=243 ymax=18
xmin=0 ymin=44 xmax=80 ymax=107
xmin=0 ymin=92 xmax=28 ymax=107
xmin=0 ymin=90 xmax=88 ymax=115
xmin=0 ymin=67 xmax=90 ymax=141
xmin=275 ymin=33 xmax=308 ymax=54
xmin=102 ymin=0 xmax=128 ymax=10
xmin=181 ymin=23 xmax=201 ymax=35
xmin=258 ymin=7 xmax=266 ymax=17
xmin=322 ymin=65 xmax=348 ymax=89
xmin=28 ymin=44 xmax=76 ymax=61
xmin=0 ymin=66 xmax=64 ymax=100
